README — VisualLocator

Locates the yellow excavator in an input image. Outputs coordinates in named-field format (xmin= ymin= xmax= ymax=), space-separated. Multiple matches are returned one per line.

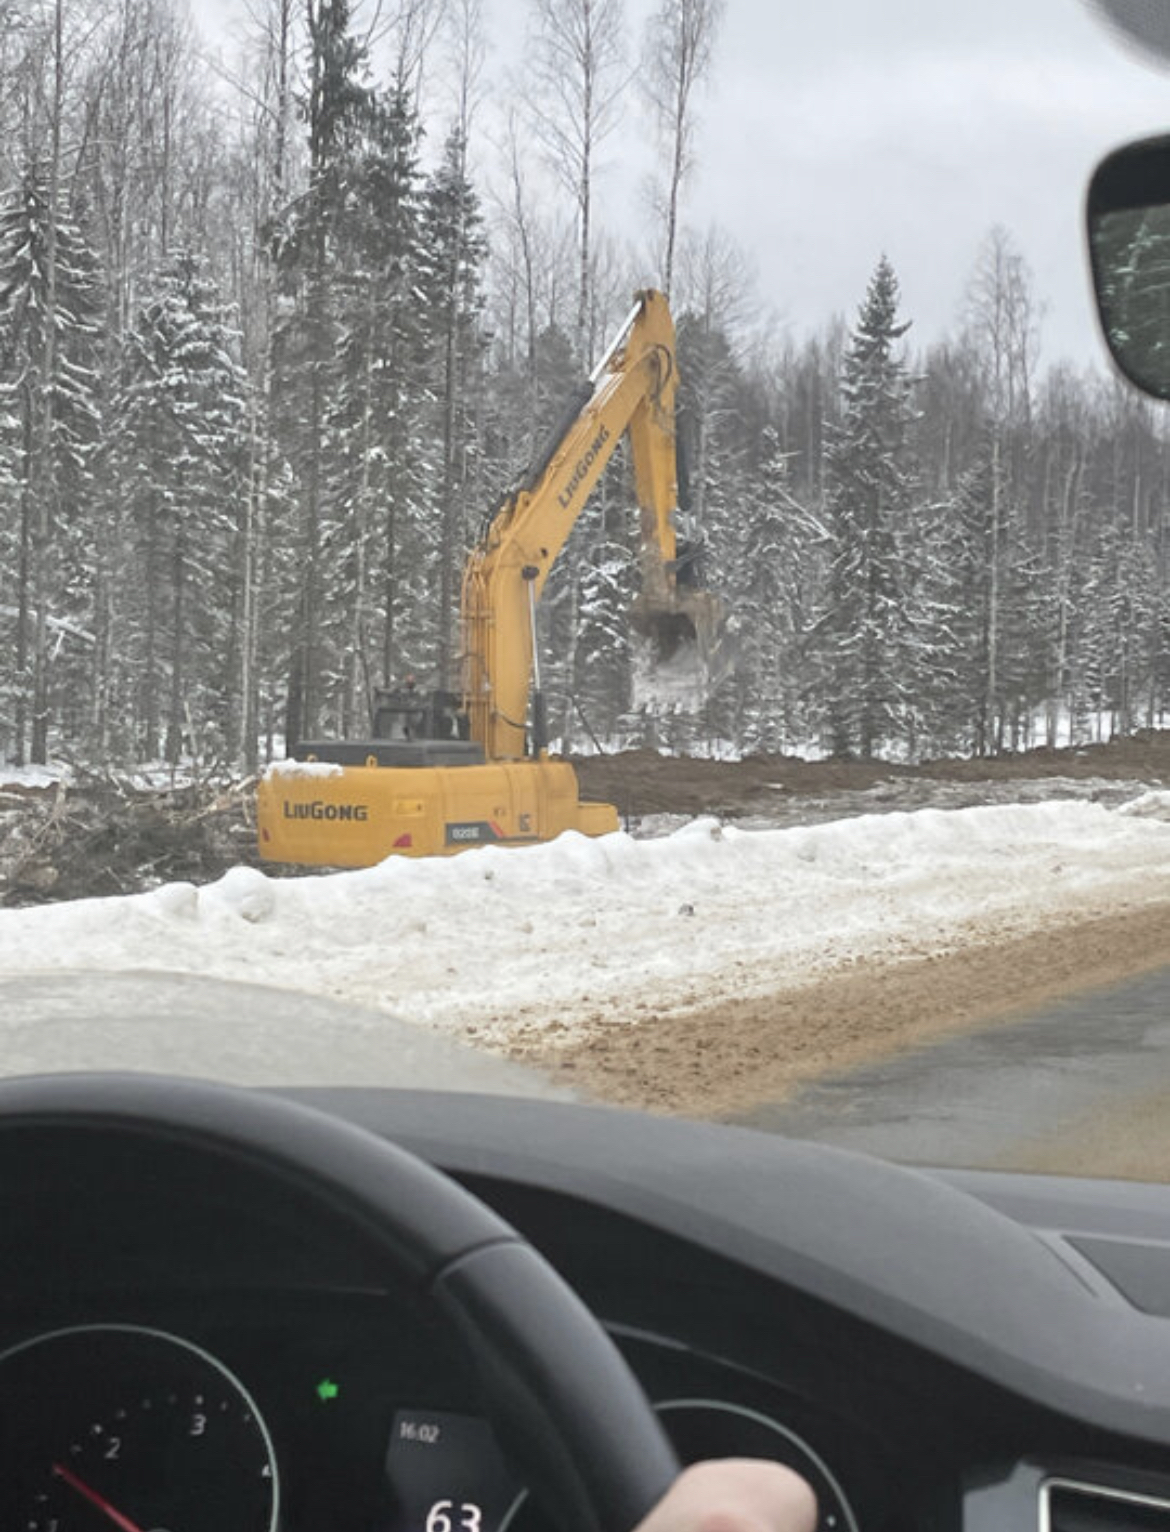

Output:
xmin=257 ymin=289 xmax=723 ymax=867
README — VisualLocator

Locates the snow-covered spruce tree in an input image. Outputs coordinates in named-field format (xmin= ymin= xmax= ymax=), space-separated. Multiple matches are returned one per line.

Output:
xmin=818 ymin=254 xmax=917 ymax=760
xmin=514 ymin=320 xmax=590 ymax=744
xmin=421 ymin=124 xmax=488 ymax=693
xmin=905 ymin=336 xmax=1000 ymax=754
xmin=113 ymin=252 xmax=248 ymax=764
xmin=1079 ymin=376 xmax=1170 ymax=734
xmin=0 ymin=163 xmax=102 ymax=765
xmin=912 ymin=446 xmax=1010 ymax=756
xmin=668 ymin=302 xmax=747 ymax=753
xmin=736 ymin=427 xmax=824 ymax=753
xmin=318 ymin=83 xmax=430 ymax=734
xmin=1094 ymin=515 xmax=1159 ymax=738
xmin=269 ymin=0 xmax=371 ymax=747
xmin=916 ymin=435 xmax=1045 ymax=757
xmin=574 ymin=537 xmax=637 ymax=736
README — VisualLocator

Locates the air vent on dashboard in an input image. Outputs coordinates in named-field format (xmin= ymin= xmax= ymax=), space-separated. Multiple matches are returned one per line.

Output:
xmin=1043 ymin=1478 xmax=1170 ymax=1531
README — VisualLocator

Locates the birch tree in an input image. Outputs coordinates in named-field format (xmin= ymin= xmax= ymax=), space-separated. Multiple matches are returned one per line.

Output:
xmin=640 ymin=0 xmax=722 ymax=298
xmin=526 ymin=0 xmax=627 ymax=362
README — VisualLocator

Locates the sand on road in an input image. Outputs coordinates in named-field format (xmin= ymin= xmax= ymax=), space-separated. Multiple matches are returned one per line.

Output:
xmin=508 ymin=899 xmax=1170 ymax=1131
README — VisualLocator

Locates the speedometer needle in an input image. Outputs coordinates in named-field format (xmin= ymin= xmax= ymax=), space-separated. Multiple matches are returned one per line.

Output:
xmin=52 ymin=1462 xmax=147 ymax=1532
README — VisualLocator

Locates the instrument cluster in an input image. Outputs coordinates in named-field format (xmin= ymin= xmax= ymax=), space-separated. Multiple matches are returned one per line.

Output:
xmin=0 ymin=1304 xmax=874 ymax=1532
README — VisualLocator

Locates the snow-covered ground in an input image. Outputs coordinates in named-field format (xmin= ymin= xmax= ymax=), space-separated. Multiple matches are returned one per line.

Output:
xmin=4 ymin=793 xmax=1170 ymax=1049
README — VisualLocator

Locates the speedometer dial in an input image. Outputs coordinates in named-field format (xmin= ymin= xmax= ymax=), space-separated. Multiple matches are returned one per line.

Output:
xmin=656 ymin=1399 xmax=859 ymax=1532
xmin=0 ymin=1324 xmax=279 ymax=1532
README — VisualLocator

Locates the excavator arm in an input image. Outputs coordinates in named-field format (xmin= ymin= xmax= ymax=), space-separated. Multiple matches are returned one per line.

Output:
xmin=462 ymin=289 xmax=720 ymax=761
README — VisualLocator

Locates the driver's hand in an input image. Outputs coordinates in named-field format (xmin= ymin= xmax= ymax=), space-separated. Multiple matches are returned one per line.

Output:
xmin=634 ymin=1460 xmax=818 ymax=1532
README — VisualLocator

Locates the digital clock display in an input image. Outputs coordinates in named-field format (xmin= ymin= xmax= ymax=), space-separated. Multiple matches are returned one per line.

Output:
xmin=384 ymin=1409 xmax=523 ymax=1532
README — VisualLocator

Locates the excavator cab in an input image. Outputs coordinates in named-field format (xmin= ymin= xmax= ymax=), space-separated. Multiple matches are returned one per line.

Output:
xmin=371 ymin=687 xmax=470 ymax=744
xmin=294 ymin=688 xmax=482 ymax=770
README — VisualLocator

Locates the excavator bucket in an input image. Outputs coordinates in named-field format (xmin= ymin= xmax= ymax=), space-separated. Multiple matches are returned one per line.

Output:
xmin=630 ymin=583 xmax=721 ymax=660
xmin=629 ymin=582 xmax=735 ymax=707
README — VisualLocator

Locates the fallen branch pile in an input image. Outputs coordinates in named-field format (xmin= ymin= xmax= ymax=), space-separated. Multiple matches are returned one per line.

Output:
xmin=0 ymin=772 xmax=261 ymax=906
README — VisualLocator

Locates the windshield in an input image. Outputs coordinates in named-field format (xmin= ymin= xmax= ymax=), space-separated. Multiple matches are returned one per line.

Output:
xmin=2 ymin=0 xmax=1170 ymax=1182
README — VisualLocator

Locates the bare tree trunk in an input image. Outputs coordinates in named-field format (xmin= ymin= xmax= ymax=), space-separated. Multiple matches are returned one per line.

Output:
xmin=577 ymin=106 xmax=591 ymax=360
xmin=986 ymin=435 xmax=1001 ymax=755
xmin=528 ymin=0 xmax=627 ymax=364
xmin=240 ymin=0 xmax=294 ymax=768
xmin=291 ymin=345 xmax=324 ymax=743
xmin=435 ymin=7 xmax=483 ymax=691
xmin=503 ymin=115 xmax=541 ymax=446
xmin=30 ymin=0 xmax=66 ymax=765
xmin=166 ymin=523 xmax=186 ymax=763
xmin=143 ymin=501 xmax=161 ymax=759
xmin=437 ymin=307 xmax=460 ymax=692
xmin=286 ymin=0 xmax=331 ymax=748
xmin=13 ymin=407 xmax=32 ymax=766
xmin=346 ymin=285 xmax=376 ymax=730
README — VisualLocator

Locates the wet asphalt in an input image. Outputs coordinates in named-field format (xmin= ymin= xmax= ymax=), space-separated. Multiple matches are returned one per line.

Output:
xmin=732 ymin=966 xmax=1170 ymax=1166
xmin=7 ymin=965 xmax=1170 ymax=1167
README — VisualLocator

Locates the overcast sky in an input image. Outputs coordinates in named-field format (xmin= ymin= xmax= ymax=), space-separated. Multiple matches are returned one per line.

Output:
xmin=204 ymin=0 xmax=1170 ymax=371
xmin=666 ymin=0 xmax=1170 ymax=367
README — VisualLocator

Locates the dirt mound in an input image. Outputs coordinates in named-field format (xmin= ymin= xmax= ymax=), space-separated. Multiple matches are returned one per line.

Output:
xmin=571 ymin=731 xmax=1170 ymax=820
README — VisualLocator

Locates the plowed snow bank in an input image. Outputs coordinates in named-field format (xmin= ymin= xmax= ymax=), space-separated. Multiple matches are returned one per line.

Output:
xmin=4 ymin=798 xmax=1170 ymax=1046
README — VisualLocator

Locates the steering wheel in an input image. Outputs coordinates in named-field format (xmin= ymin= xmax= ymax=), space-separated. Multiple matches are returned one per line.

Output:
xmin=0 ymin=1072 xmax=681 ymax=1532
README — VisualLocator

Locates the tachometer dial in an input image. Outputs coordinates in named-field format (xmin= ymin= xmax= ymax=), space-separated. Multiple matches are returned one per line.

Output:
xmin=656 ymin=1399 xmax=859 ymax=1532
xmin=0 ymin=1324 xmax=279 ymax=1532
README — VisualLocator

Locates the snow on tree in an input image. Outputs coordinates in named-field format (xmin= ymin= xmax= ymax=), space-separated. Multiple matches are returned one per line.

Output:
xmin=736 ymin=427 xmax=823 ymax=752
xmin=421 ymin=124 xmax=488 ymax=693
xmin=574 ymin=538 xmax=636 ymax=734
xmin=113 ymin=251 xmax=248 ymax=763
xmin=316 ymin=82 xmax=431 ymax=734
xmin=0 ymin=1 xmax=1167 ymax=776
xmin=818 ymin=253 xmax=917 ymax=760
xmin=269 ymin=0 xmax=373 ymax=747
xmin=0 ymin=162 xmax=102 ymax=765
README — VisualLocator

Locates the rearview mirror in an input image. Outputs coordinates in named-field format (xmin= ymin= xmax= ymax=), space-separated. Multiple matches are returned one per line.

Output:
xmin=1087 ymin=134 xmax=1170 ymax=400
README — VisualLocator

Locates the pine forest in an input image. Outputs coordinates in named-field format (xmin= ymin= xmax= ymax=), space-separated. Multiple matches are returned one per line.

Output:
xmin=0 ymin=0 xmax=1166 ymax=773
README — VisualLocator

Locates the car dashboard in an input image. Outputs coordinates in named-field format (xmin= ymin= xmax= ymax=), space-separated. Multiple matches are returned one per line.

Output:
xmin=4 ymin=1087 xmax=1170 ymax=1532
